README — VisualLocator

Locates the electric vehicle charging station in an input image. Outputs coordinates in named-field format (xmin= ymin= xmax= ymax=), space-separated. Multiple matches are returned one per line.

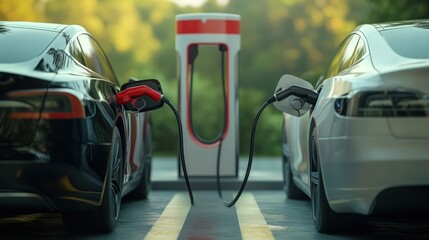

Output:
xmin=112 ymin=12 xmax=289 ymax=207
xmin=176 ymin=13 xmax=240 ymax=177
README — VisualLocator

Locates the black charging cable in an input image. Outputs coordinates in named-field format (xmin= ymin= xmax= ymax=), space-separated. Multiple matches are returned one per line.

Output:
xmin=214 ymin=44 xmax=279 ymax=207
xmin=219 ymin=96 xmax=276 ymax=207
xmin=216 ymin=45 xmax=227 ymax=202
xmin=162 ymin=96 xmax=194 ymax=205
xmin=185 ymin=43 xmax=280 ymax=207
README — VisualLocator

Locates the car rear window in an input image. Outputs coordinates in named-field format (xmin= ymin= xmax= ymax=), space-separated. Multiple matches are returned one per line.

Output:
xmin=380 ymin=26 xmax=429 ymax=59
xmin=0 ymin=27 xmax=58 ymax=63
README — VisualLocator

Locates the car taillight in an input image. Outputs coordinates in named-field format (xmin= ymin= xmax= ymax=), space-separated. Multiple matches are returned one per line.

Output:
xmin=7 ymin=89 xmax=85 ymax=119
xmin=335 ymin=90 xmax=429 ymax=117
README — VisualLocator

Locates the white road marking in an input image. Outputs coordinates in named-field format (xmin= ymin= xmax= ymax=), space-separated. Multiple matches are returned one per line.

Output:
xmin=143 ymin=193 xmax=191 ymax=240
xmin=235 ymin=192 xmax=275 ymax=240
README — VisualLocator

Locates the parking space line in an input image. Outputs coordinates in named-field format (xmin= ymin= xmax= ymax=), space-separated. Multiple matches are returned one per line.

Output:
xmin=143 ymin=193 xmax=190 ymax=240
xmin=235 ymin=192 xmax=275 ymax=240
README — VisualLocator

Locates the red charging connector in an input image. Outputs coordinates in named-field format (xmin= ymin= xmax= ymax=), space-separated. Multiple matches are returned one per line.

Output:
xmin=115 ymin=85 xmax=162 ymax=106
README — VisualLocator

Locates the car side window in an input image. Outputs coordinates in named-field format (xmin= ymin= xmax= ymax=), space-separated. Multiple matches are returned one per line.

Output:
xmin=77 ymin=34 xmax=119 ymax=85
xmin=67 ymin=39 xmax=86 ymax=66
xmin=323 ymin=41 xmax=347 ymax=80
xmin=350 ymin=38 xmax=367 ymax=65
xmin=336 ymin=34 xmax=360 ymax=73
xmin=323 ymin=34 xmax=360 ymax=79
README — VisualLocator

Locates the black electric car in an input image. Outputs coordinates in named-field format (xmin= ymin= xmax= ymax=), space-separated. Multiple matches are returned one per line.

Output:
xmin=0 ymin=21 xmax=153 ymax=232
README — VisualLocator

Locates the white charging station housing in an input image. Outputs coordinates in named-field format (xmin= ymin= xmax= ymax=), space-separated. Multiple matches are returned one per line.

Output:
xmin=176 ymin=13 xmax=240 ymax=177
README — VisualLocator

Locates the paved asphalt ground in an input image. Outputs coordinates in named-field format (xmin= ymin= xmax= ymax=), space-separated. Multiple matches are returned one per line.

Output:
xmin=1 ymin=157 xmax=429 ymax=239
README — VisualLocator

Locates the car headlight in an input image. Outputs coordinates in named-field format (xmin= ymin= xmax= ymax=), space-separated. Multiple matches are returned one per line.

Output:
xmin=334 ymin=89 xmax=429 ymax=117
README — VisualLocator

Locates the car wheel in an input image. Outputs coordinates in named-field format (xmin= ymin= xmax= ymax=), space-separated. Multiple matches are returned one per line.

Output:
xmin=310 ymin=129 xmax=367 ymax=233
xmin=282 ymin=122 xmax=305 ymax=199
xmin=310 ymin=129 xmax=338 ymax=232
xmin=283 ymin=153 xmax=305 ymax=199
xmin=129 ymin=122 xmax=152 ymax=199
xmin=90 ymin=127 xmax=124 ymax=232
xmin=63 ymin=127 xmax=124 ymax=233
xmin=94 ymin=126 xmax=124 ymax=232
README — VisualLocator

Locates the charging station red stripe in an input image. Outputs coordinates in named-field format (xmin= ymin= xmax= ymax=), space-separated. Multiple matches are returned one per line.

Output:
xmin=177 ymin=19 xmax=240 ymax=34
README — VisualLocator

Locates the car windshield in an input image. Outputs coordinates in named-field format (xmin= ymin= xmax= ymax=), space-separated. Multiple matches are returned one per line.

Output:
xmin=380 ymin=26 xmax=429 ymax=59
xmin=0 ymin=25 xmax=58 ymax=63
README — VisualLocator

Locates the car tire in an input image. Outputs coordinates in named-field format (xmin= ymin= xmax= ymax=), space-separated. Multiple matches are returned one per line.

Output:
xmin=129 ymin=122 xmax=152 ymax=200
xmin=310 ymin=129 xmax=338 ymax=232
xmin=64 ymin=127 xmax=124 ymax=233
xmin=282 ymin=122 xmax=305 ymax=199
xmin=283 ymin=153 xmax=305 ymax=199
xmin=310 ymin=129 xmax=367 ymax=233
xmin=129 ymin=155 xmax=152 ymax=200
xmin=94 ymin=126 xmax=124 ymax=232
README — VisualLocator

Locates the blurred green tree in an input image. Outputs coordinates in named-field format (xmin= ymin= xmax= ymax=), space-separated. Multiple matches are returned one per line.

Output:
xmin=367 ymin=0 xmax=429 ymax=22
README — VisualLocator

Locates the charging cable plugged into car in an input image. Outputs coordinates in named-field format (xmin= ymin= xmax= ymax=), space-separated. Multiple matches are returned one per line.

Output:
xmin=111 ymin=11 xmax=319 ymax=209
xmin=111 ymin=73 xmax=318 ymax=207
xmin=110 ymin=11 xmax=320 ymax=207
xmin=112 ymin=80 xmax=194 ymax=205
xmin=216 ymin=75 xmax=318 ymax=207
xmin=186 ymin=42 xmax=318 ymax=207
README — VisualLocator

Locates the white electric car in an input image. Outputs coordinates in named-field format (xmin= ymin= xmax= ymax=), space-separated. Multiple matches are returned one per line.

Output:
xmin=274 ymin=19 xmax=429 ymax=233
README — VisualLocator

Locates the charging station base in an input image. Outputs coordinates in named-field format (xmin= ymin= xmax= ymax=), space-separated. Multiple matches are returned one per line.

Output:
xmin=152 ymin=157 xmax=282 ymax=190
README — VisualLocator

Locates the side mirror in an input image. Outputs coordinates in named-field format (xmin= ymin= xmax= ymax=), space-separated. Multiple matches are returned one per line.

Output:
xmin=273 ymin=74 xmax=318 ymax=117
xmin=119 ymin=79 xmax=164 ymax=112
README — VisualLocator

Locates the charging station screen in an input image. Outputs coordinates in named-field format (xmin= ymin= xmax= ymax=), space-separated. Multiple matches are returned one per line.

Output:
xmin=188 ymin=44 xmax=227 ymax=144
